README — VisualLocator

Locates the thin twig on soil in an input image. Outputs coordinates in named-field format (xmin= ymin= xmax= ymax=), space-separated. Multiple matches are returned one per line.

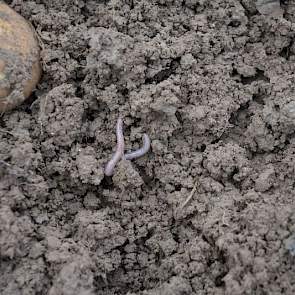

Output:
xmin=0 ymin=129 xmax=15 ymax=136
xmin=0 ymin=128 xmax=24 ymax=137
xmin=180 ymin=178 xmax=199 ymax=209
xmin=0 ymin=160 xmax=11 ymax=167
xmin=0 ymin=160 xmax=34 ymax=177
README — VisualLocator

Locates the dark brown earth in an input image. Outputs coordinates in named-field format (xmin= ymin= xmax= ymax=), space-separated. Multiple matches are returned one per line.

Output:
xmin=1 ymin=0 xmax=295 ymax=294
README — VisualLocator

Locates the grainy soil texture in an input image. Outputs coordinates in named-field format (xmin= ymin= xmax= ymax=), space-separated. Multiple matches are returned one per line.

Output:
xmin=1 ymin=0 xmax=295 ymax=294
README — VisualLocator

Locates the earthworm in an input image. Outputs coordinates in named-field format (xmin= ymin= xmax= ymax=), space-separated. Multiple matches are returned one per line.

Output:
xmin=104 ymin=117 xmax=151 ymax=176
xmin=104 ymin=117 xmax=125 ymax=176
xmin=124 ymin=134 xmax=151 ymax=160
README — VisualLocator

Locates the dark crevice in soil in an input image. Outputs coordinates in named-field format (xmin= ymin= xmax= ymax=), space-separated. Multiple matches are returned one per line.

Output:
xmin=253 ymin=93 xmax=265 ymax=105
xmin=240 ymin=69 xmax=269 ymax=85
xmin=279 ymin=41 xmax=294 ymax=60
xmin=145 ymin=57 xmax=180 ymax=84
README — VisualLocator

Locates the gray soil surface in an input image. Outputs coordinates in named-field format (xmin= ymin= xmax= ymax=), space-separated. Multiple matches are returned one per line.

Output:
xmin=1 ymin=0 xmax=295 ymax=294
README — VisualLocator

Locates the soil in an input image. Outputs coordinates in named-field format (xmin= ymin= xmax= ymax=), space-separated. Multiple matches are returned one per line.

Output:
xmin=1 ymin=0 xmax=295 ymax=294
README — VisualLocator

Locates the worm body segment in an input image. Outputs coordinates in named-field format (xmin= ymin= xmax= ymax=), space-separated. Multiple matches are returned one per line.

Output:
xmin=124 ymin=134 xmax=151 ymax=160
xmin=104 ymin=117 xmax=125 ymax=176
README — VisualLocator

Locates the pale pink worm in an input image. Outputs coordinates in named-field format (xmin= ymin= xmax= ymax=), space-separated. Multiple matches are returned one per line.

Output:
xmin=124 ymin=134 xmax=151 ymax=160
xmin=104 ymin=117 xmax=125 ymax=176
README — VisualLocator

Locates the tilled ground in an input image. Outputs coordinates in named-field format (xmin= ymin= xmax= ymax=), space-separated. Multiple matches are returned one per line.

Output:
xmin=1 ymin=0 xmax=295 ymax=294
